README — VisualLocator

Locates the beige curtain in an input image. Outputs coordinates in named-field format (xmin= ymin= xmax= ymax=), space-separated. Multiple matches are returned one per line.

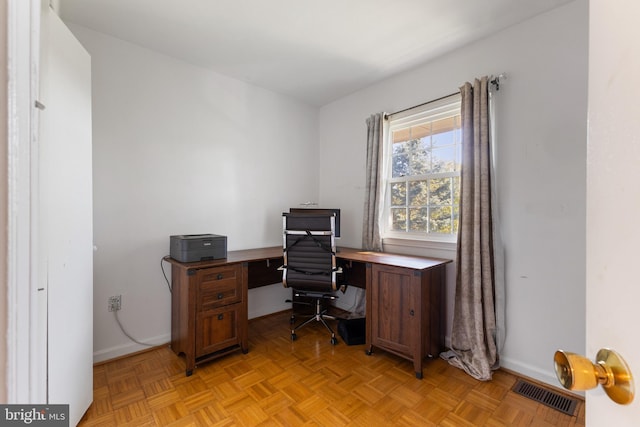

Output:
xmin=362 ymin=113 xmax=384 ymax=251
xmin=442 ymin=76 xmax=499 ymax=381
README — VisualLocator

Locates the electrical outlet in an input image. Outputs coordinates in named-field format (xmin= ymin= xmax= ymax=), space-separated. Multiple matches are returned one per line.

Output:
xmin=108 ymin=295 xmax=121 ymax=312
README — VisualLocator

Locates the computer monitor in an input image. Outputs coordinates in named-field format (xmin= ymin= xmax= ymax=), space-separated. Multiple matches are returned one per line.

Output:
xmin=289 ymin=208 xmax=340 ymax=238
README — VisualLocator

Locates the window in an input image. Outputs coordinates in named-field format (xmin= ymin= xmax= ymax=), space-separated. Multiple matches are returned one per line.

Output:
xmin=383 ymin=94 xmax=462 ymax=242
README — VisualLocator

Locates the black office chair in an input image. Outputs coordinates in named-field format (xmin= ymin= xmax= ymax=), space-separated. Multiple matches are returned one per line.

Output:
xmin=281 ymin=212 xmax=343 ymax=344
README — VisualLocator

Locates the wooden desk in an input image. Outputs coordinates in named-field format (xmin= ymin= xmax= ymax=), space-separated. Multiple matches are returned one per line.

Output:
xmin=165 ymin=247 xmax=450 ymax=378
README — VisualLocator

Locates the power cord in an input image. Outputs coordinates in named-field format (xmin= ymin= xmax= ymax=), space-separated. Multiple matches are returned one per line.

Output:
xmin=160 ymin=256 xmax=172 ymax=293
xmin=114 ymin=310 xmax=154 ymax=347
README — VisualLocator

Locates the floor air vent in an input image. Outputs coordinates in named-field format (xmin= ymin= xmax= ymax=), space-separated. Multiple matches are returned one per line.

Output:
xmin=512 ymin=379 xmax=578 ymax=416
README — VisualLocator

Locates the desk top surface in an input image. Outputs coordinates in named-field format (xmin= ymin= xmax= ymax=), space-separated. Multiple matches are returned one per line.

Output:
xmin=164 ymin=246 xmax=451 ymax=271
xmin=337 ymin=247 xmax=451 ymax=270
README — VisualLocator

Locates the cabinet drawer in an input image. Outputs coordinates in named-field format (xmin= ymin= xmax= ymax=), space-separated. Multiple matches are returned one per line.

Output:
xmin=195 ymin=304 xmax=241 ymax=357
xmin=196 ymin=265 xmax=242 ymax=311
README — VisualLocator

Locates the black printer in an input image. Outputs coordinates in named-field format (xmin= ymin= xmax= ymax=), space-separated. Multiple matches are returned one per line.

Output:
xmin=170 ymin=234 xmax=227 ymax=262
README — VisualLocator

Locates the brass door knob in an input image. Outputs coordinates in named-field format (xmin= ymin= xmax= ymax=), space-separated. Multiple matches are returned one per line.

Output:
xmin=554 ymin=348 xmax=634 ymax=404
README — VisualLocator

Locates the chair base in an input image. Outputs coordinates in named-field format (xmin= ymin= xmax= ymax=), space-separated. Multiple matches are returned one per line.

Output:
xmin=290 ymin=296 xmax=338 ymax=345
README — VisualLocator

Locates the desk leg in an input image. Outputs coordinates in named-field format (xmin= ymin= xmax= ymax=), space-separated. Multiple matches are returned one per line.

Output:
xmin=185 ymin=356 xmax=195 ymax=377
xmin=241 ymin=263 xmax=249 ymax=355
xmin=365 ymin=263 xmax=373 ymax=356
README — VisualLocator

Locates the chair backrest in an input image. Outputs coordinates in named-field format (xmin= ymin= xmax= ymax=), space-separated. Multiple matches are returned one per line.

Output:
xmin=282 ymin=212 xmax=338 ymax=292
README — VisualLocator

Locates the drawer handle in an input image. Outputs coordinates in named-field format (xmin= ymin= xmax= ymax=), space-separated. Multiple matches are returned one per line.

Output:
xmin=217 ymin=293 xmax=224 ymax=299
xmin=217 ymin=273 xmax=223 ymax=280
xmin=409 ymin=309 xmax=415 ymax=316
xmin=218 ymin=314 xmax=224 ymax=320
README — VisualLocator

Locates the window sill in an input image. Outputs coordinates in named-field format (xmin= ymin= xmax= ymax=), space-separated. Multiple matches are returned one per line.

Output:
xmin=382 ymin=237 xmax=457 ymax=255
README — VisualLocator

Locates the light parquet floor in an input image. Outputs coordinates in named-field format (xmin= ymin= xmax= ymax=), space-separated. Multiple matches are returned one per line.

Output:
xmin=79 ymin=311 xmax=585 ymax=426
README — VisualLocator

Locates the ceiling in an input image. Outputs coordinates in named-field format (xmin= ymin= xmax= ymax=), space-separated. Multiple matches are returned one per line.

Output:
xmin=58 ymin=0 xmax=573 ymax=106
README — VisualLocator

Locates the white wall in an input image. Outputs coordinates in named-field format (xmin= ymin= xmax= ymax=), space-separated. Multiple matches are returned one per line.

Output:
xmin=318 ymin=0 xmax=587 ymax=387
xmin=67 ymin=24 xmax=320 ymax=362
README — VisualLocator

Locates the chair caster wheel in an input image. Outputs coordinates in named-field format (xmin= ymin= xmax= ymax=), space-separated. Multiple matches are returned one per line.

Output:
xmin=291 ymin=333 xmax=297 ymax=341
xmin=289 ymin=316 xmax=295 ymax=324
xmin=331 ymin=337 xmax=338 ymax=345
xmin=365 ymin=349 xmax=373 ymax=356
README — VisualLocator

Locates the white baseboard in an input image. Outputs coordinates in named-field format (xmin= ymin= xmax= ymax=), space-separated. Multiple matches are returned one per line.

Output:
xmin=93 ymin=333 xmax=171 ymax=364
xmin=499 ymin=356 xmax=557 ymax=386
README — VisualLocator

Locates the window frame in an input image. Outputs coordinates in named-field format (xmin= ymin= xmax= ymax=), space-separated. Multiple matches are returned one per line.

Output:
xmin=381 ymin=94 xmax=462 ymax=244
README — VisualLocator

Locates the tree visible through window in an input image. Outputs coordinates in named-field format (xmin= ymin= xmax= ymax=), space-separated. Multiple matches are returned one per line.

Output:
xmin=384 ymin=95 xmax=461 ymax=241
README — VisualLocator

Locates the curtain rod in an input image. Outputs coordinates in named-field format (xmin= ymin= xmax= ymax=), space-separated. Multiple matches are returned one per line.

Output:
xmin=385 ymin=73 xmax=506 ymax=120
xmin=384 ymin=92 xmax=458 ymax=120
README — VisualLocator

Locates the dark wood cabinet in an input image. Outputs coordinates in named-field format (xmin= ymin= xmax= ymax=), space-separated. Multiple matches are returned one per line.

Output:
xmin=369 ymin=264 xmax=417 ymax=356
xmin=169 ymin=260 xmax=248 ymax=376
xmin=365 ymin=260 xmax=447 ymax=379
xmin=194 ymin=265 xmax=244 ymax=357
